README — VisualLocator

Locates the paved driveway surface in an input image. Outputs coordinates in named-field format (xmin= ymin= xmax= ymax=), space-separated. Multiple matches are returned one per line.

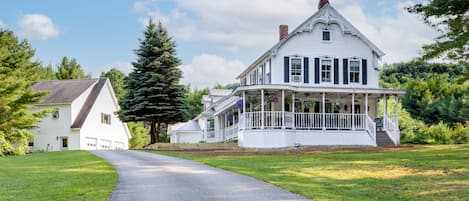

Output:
xmin=92 ymin=150 xmax=309 ymax=201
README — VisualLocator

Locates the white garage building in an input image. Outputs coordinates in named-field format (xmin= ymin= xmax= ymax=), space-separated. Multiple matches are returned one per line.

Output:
xmin=30 ymin=78 xmax=131 ymax=151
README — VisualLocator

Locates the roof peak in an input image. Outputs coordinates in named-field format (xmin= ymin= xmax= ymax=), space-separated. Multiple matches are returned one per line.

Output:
xmin=318 ymin=0 xmax=330 ymax=10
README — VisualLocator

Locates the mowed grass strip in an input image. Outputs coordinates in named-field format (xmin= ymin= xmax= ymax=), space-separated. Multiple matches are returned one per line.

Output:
xmin=0 ymin=151 xmax=117 ymax=201
xmin=150 ymin=145 xmax=469 ymax=201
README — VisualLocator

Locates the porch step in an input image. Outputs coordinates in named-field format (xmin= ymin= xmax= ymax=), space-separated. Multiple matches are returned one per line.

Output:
xmin=376 ymin=131 xmax=395 ymax=147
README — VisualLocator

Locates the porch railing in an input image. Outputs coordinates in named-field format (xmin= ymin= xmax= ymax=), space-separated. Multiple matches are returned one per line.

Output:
xmin=244 ymin=112 xmax=367 ymax=130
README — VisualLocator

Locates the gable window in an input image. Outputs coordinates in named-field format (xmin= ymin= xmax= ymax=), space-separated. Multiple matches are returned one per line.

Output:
xmin=101 ymin=113 xmax=111 ymax=125
xmin=290 ymin=57 xmax=303 ymax=82
xmin=321 ymin=58 xmax=332 ymax=82
xmin=350 ymin=59 xmax=361 ymax=83
xmin=323 ymin=30 xmax=331 ymax=41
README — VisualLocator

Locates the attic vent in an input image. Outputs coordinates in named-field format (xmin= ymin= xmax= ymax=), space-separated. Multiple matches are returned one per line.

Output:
xmin=52 ymin=109 xmax=59 ymax=119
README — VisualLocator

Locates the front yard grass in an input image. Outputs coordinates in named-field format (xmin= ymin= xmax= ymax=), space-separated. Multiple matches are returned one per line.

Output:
xmin=0 ymin=151 xmax=117 ymax=201
xmin=150 ymin=145 xmax=469 ymax=201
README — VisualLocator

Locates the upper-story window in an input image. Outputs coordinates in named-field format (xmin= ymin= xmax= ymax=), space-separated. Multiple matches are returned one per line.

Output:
xmin=250 ymin=70 xmax=257 ymax=85
xmin=322 ymin=30 xmax=331 ymax=41
xmin=265 ymin=62 xmax=271 ymax=84
xmin=350 ymin=59 xmax=361 ymax=83
xmin=101 ymin=113 xmax=111 ymax=125
xmin=258 ymin=64 xmax=264 ymax=84
xmin=290 ymin=57 xmax=303 ymax=82
xmin=321 ymin=58 xmax=332 ymax=82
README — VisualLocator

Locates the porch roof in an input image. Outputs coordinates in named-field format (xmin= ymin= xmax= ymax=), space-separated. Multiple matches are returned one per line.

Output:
xmin=233 ymin=85 xmax=405 ymax=96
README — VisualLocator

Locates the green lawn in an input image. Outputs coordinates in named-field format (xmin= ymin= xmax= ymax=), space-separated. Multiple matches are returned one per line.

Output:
xmin=0 ymin=151 xmax=117 ymax=201
xmin=151 ymin=145 xmax=469 ymax=201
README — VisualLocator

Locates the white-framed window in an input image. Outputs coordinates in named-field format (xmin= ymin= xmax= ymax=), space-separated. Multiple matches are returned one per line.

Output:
xmin=321 ymin=58 xmax=332 ymax=83
xmin=207 ymin=119 xmax=215 ymax=131
xmin=322 ymin=30 xmax=331 ymax=41
xmin=349 ymin=59 xmax=361 ymax=83
xmin=265 ymin=61 xmax=271 ymax=84
xmin=258 ymin=64 xmax=264 ymax=84
xmin=250 ymin=70 xmax=257 ymax=85
xmin=101 ymin=113 xmax=111 ymax=125
xmin=290 ymin=57 xmax=303 ymax=82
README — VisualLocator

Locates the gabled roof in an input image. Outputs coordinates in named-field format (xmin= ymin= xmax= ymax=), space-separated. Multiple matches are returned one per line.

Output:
xmin=71 ymin=78 xmax=107 ymax=129
xmin=32 ymin=79 xmax=99 ymax=105
xmin=169 ymin=120 xmax=202 ymax=134
xmin=237 ymin=3 xmax=385 ymax=79
xmin=32 ymin=78 xmax=111 ymax=129
xmin=209 ymin=89 xmax=232 ymax=97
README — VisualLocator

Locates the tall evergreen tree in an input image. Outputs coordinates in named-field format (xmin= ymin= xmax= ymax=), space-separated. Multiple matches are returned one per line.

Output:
xmin=119 ymin=21 xmax=186 ymax=144
xmin=56 ymin=56 xmax=91 ymax=80
xmin=0 ymin=30 xmax=48 ymax=156
xmin=101 ymin=68 xmax=126 ymax=100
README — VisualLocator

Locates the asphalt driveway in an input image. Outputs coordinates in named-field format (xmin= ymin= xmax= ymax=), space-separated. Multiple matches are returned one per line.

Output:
xmin=91 ymin=150 xmax=309 ymax=201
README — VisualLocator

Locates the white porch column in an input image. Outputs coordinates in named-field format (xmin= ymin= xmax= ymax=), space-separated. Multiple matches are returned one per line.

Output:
xmin=282 ymin=90 xmax=285 ymax=129
xmin=395 ymin=96 xmax=400 ymax=144
xmin=292 ymin=93 xmax=295 ymax=130
xmin=243 ymin=91 xmax=246 ymax=130
xmin=322 ymin=92 xmax=326 ymax=130
xmin=383 ymin=94 xmax=388 ymax=130
xmin=365 ymin=93 xmax=369 ymax=117
xmin=261 ymin=89 xmax=265 ymax=130
xmin=352 ymin=93 xmax=355 ymax=131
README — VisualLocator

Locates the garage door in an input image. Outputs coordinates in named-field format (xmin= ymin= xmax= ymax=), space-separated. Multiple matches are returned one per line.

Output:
xmin=113 ymin=141 xmax=125 ymax=150
xmin=100 ymin=139 xmax=111 ymax=149
xmin=85 ymin=137 xmax=98 ymax=150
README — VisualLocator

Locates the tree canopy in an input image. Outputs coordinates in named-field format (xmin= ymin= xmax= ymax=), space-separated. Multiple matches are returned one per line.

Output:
xmin=56 ymin=56 xmax=91 ymax=80
xmin=118 ymin=20 xmax=186 ymax=144
xmin=0 ymin=30 xmax=48 ymax=156
xmin=101 ymin=68 xmax=126 ymax=100
xmin=407 ymin=0 xmax=469 ymax=62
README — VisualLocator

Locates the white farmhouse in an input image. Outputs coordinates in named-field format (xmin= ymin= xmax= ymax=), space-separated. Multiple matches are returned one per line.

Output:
xmin=169 ymin=0 xmax=405 ymax=148
xmin=30 ymin=78 xmax=131 ymax=151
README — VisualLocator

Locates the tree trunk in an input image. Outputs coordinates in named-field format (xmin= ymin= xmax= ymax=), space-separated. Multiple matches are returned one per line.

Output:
xmin=149 ymin=120 xmax=158 ymax=144
xmin=155 ymin=122 xmax=161 ymax=143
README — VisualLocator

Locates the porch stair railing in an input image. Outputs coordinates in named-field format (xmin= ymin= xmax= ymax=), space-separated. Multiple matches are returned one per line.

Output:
xmin=366 ymin=116 xmax=376 ymax=145
xmin=383 ymin=115 xmax=399 ymax=145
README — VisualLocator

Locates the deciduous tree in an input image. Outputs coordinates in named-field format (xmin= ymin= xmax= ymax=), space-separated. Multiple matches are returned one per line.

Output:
xmin=0 ymin=30 xmax=47 ymax=156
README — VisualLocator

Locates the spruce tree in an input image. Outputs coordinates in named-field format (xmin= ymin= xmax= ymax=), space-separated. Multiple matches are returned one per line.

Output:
xmin=0 ymin=30 xmax=48 ymax=156
xmin=119 ymin=21 xmax=186 ymax=144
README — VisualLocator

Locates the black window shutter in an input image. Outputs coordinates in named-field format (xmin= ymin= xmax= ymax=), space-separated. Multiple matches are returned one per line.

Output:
xmin=284 ymin=57 xmax=289 ymax=83
xmin=304 ymin=57 xmax=309 ymax=83
xmin=362 ymin=59 xmax=367 ymax=85
xmin=334 ymin=58 xmax=339 ymax=84
xmin=314 ymin=58 xmax=320 ymax=84
xmin=343 ymin=59 xmax=349 ymax=84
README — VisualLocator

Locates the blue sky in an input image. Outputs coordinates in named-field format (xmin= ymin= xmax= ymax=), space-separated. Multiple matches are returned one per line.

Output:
xmin=0 ymin=0 xmax=435 ymax=88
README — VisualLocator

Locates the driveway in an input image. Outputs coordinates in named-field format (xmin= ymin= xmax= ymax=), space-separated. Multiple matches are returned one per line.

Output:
xmin=91 ymin=150 xmax=309 ymax=201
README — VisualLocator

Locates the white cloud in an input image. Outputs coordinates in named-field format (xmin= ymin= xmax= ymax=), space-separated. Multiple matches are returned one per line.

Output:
xmin=137 ymin=0 xmax=316 ymax=51
xmin=338 ymin=2 xmax=438 ymax=63
xmin=179 ymin=54 xmax=246 ymax=89
xmin=17 ymin=14 xmax=60 ymax=40
xmin=0 ymin=20 xmax=5 ymax=28
xmin=135 ymin=0 xmax=437 ymax=62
